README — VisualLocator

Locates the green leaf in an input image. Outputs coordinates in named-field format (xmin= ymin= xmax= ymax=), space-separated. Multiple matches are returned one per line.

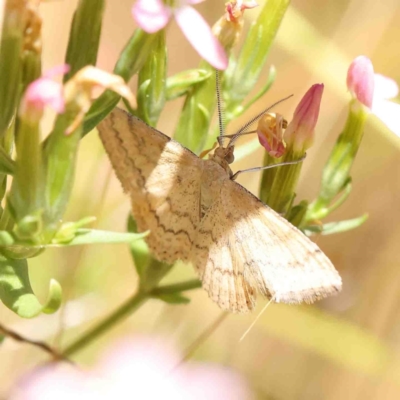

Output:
xmin=166 ymin=69 xmax=212 ymax=100
xmin=153 ymin=292 xmax=191 ymax=304
xmin=0 ymin=146 xmax=15 ymax=175
xmin=0 ymin=256 xmax=62 ymax=318
xmin=82 ymin=30 xmax=159 ymax=136
xmin=287 ymin=200 xmax=309 ymax=228
xmin=174 ymin=62 xmax=215 ymax=153
xmin=306 ymin=179 xmax=352 ymax=222
xmin=64 ymin=0 xmax=105 ymax=82
xmin=320 ymin=214 xmax=369 ymax=235
xmin=136 ymin=31 xmax=166 ymax=126
xmin=50 ymin=228 xmax=148 ymax=246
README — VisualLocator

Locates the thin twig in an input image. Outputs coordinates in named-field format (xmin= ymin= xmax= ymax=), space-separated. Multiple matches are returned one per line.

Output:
xmin=0 ymin=322 xmax=73 ymax=364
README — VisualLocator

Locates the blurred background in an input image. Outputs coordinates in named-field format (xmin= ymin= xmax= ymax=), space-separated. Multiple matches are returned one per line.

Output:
xmin=1 ymin=0 xmax=400 ymax=398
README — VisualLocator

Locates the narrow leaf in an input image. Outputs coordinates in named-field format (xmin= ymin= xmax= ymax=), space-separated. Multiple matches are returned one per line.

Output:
xmin=320 ymin=214 xmax=369 ymax=235
xmin=50 ymin=228 xmax=148 ymax=246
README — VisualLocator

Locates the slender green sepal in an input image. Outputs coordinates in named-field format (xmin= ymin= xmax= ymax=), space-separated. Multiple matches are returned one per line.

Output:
xmin=64 ymin=0 xmax=105 ymax=81
xmin=0 ymin=256 xmax=62 ymax=318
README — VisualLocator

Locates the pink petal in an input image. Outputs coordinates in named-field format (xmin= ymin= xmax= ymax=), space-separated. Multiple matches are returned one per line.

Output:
xmin=373 ymin=73 xmax=399 ymax=101
xmin=186 ymin=0 xmax=205 ymax=4
xmin=175 ymin=6 xmax=228 ymax=70
xmin=132 ymin=0 xmax=171 ymax=33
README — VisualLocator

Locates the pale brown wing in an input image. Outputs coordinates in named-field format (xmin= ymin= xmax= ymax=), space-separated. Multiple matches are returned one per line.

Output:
xmin=191 ymin=177 xmax=342 ymax=313
xmin=98 ymin=108 xmax=202 ymax=263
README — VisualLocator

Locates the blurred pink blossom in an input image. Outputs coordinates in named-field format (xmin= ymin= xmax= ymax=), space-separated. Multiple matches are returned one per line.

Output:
xmin=11 ymin=336 xmax=252 ymax=400
xmin=226 ymin=0 xmax=258 ymax=22
xmin=347 ymin=56 xmax=374 ymax=108
xmin=284 ymin=83 xmax=324 ymax=153
xmin=132 ymin=0 xmax=228 ymax=70
xmin=19 ymin=65 xmax=69 ymax=121
xmin=347 ymin=56 xmax=400 ymax=137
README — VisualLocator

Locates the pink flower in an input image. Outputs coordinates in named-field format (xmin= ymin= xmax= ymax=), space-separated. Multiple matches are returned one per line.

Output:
xmin=11 ymin=336 xmax=252 ymax=400
xmin=19 ymin=65 xmax=69 ymax=121
xmin=226 ymin=0 xmax=258 ymax=22
xmin=372 ymin=73 xmax=400 ymax=136
xmin=347 ymin=56 xmax=400 ymax=137
xmin=257 ymin=113 xmax=287 ymax=158
xmin=346 ymin=56 xmax=374 ymax=109
xmin=284 ymin=84 xmax=324 ymax=153
xmin=132 ymin=0 xmax=228 ymax=70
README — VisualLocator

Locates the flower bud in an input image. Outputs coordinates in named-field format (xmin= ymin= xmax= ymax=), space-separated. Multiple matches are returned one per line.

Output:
xmin=284 ymin=84 xmax=324 ymax=154
xmin=257 ymin=113 xmax=287 ymax=158
xmin=346 ymin=56 xmax=374 ymax=109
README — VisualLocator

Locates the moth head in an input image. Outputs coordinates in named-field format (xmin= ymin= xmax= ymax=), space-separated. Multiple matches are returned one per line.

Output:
xmin=214 ymin=145 xmax=235 ymax=164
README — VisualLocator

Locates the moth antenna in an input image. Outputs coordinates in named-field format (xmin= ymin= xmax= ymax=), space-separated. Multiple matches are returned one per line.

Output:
xmin=239 ymin=296 xmax=275 ymax=342
xmin=231 ymin=153 xmax=307 ymax=180
xmin=216 ymin=70 xmax=226 ymax=147
xmin=229 ymin=94 xmax=293 ymax=147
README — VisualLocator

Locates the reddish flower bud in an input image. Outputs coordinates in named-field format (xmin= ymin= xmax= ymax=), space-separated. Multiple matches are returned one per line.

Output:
xmin=284 ymin=84 xmax=324 ymax=153
xmin=347 ymin=56 xmax=374 ymax=109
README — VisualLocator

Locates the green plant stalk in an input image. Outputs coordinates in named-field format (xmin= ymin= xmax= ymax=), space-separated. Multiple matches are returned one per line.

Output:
xmin=259 ymin=151 xmax=280 ymax=203
xmin=307 ymin=101 xmax=368 ymax=220
xmin=63 ymin=279 xmax=202 ymax=356
xmin=0 ymin=0 xmax=26 ymax=137
xmin=64 ymin=0 xmax=105 ymax=82
xmin=263 ymin=150 xmax=304 ymax=215
xmin=42 ymin=108 xmax=83 ymax=241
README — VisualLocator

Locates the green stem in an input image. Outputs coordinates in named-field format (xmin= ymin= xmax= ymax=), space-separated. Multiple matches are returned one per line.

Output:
xmin=62 ymin=279 xmax=202 ymax=356
xmin=150 ymin=279 xmax=202 ymax=296
xmin=63 ymin=290 xmax=148 ymax=356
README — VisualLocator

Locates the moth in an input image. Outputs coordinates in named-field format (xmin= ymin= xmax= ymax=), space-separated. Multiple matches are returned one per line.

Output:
xmin=98 ymin=108 xmax=342 ymax=313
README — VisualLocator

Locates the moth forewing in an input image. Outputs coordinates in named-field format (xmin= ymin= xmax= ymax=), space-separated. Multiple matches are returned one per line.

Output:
xmin=98 ymin=107 xmax=342 ymax=313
